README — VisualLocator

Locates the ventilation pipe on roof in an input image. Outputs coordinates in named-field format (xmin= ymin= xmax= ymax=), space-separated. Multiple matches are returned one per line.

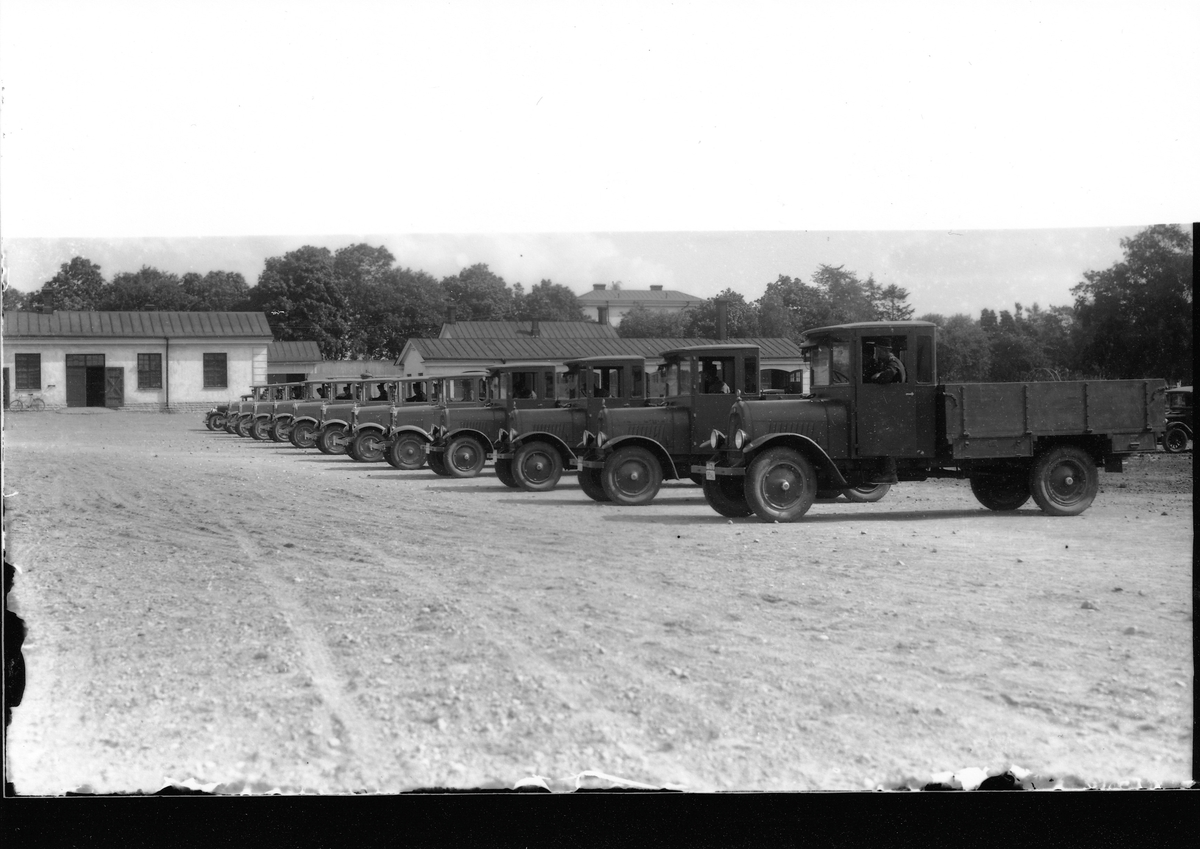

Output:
xmin=716 ymin=299 xmax=728 ymax=341
xmin=531 ymin=319 xmax=541 ymax=337
xmin=650 ymin=284 xmax=663 ymax=291
xmin=447 ymin=304 xmax=457 ymax=324
xmin=592 ymin=283 xmax=606 ymax=291
xmin=597 ymin=306 xmax=610 ymax=326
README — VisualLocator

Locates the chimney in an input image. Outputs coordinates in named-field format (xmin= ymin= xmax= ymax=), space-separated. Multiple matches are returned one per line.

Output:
xmin=446 ymin=304 xmax=456 ymax=324
xmin=592 ymin=283 xmax=606 ymax=291
xmin=530 ymin=318 xmax=541 ymax=337
xmin=597 ymin=306 xmax=610 ymax=326
xmin=650 ymin=284 xmax=663 ymax=292
xmin=716 ymin=299 xmax=728 ymax=341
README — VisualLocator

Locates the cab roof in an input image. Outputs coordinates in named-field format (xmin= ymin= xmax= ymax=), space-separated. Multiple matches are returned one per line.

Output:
xmin=801 ymin=320 xmax=938 ymax=338
xmin=657 ymin=344 xmax=760 ymax=358
xmin=563 ymin=356 xmax=646 ymax=367
xmin=490 ymin=361 xmax=560 ymax=372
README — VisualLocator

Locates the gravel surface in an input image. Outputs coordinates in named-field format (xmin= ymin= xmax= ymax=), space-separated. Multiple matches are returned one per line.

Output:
xmin=3 ymin=410 xmax=1193 ymax=793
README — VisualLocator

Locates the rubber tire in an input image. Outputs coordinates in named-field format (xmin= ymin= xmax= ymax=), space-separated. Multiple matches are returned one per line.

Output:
xmin=1164 ymin=425 xmax=1189 ymax=454
xmin=601 ymin=446 xmax=663 ymax=506
xmin=291 ymin=420 xmax=318 ymax=449
xmin=512 ymin=441 xmax=563 ymax=492
xmin=250 ymin=418 xmax=270 ymax=440
xmin=702 ymin=475 xmax=753 ymax=518
xmin=744 ymin=447 xmax=818 ymax=523
xmin=494 ymin=458 xmax=520 ymax=488
xmin=387 ymin=434 xmax=427 ymax=470
xmin=969 ymin=473 xmax=1031 ymax=511
xmin=205 ymin=412 xmax=220 ymax=431
xmin=1029 ymin=445 xmax=1098 ymax=517
xmin=270 ymin=419 xmax=291 ymax=443
xmin=235 ymin=418 xmax=251 ymax=438
xmin=445 ymin=436 xmax=487 ymax=478
xmin=30 ymin=398 xmax=46 ymax=411
xmin=351 ymin=431 xmax=386 ymax=463
xmin=427 ymin=450 xmax=451 ymax=476
xmin=843 ymin=484 xmax=891 ymax=503
xmin=578 ymin=467 xmax=610 ymax=502
xmin=224 ymin=416 xmax=239 ymax=434
xmin=317 ymin=425 xmax=349 ymax=455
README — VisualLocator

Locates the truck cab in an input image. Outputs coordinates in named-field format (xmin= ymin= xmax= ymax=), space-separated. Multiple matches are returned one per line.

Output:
xmin=1163 ymin=385 xmax=1192 ymax=453
xmin=493 ymin=356 xmax=647 ymax=491
xmin=314 ymin=379 xmax=380 ymax=455
xmin=427 ymin=363 xmax=561 ymax=478
xmin=578 ymin=345 xmax=759 ymax=505
xmin=288 ymin=380 xmax=348 ymax=449
xmin=228 ymin=385 xmax=273 ymax=436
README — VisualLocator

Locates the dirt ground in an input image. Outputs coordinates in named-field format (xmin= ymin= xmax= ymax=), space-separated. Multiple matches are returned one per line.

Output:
xmin=2 ymin=409 xmax=1193 ymax=793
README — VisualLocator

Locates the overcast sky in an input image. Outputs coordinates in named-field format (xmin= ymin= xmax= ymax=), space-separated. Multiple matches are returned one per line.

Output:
xmin=1 ymin=2 xmax=1196 ymax=319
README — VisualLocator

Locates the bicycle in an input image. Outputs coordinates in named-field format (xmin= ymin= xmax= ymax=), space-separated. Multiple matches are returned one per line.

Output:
xmin=8 ymin=392 xmax=46 ymax=412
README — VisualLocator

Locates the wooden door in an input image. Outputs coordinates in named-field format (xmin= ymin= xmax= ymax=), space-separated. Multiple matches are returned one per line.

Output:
xmin=105 ymin=368 xmax=124 ymax=408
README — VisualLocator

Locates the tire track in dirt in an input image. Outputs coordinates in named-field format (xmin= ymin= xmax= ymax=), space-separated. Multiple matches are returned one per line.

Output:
xmin=226 ymin=523 xmax=411 ymax=790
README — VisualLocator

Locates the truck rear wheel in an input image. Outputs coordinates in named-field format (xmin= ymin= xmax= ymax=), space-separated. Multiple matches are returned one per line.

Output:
xmin=702 ymin=476 xmax=753 ymax=517
xmin=745 ymin=447 xmax=817 ymax=522
xmin=1029 ymin=446 xmax=1098 ymax=516
xmin=387 ymin=434 xmax=427 ymax=470
xmin=1164 ymin=425 xmax=1189 ymax=453
xmin=969 ymin=473 xmax=1030 ymax=511
xmin=513 ymin=441 xmax=563 ymax=492
xmin=270 ymin=419 xmax=292 ymax=442
xmin=290 ymin=420 xmax=318 ymax=449
xmin=351 ymin=431 xmax=385 ymax=463
xmin=494 ymin=458 xmax=520 ymax=488
xmin=578 ymin=467 xmax=610 ymax=502
xmin=445 ymin=436 xmax=487 ymax=477
xmin=317 ymin=425 xmax=349 ymax=455
xmin=843 ymin=484 xmax=890 ymax=503
xmin=602 ymin=447 xmax=662 ymax=505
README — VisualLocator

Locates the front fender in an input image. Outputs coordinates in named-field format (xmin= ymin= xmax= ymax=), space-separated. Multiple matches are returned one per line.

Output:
xmin=388 ymin=424 xmax=433 ymax=440
xmin=744 ymin=433 xmax=848 ymax=488
xmin=443 ymin=428 xmax=497 ymax=449
xmin=513 ymin=432 xmax=577 ymax=463
xmin=599 ymin=435 xmax=680 ymax=480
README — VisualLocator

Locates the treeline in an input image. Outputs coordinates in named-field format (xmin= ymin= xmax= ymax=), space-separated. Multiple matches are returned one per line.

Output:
xmin=3 ymin=225 xmax=1190 ymax=383
xmin=615 ymin=225 xmax=1192 ymax=385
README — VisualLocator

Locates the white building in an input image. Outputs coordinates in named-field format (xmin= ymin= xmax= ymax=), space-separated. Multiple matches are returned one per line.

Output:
xmin=577 ymin=284 xmax=704 ymax=326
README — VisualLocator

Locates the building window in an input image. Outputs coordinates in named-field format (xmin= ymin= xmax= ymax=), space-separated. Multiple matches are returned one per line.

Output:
xmin=203 ymin=353 xmax=228 ymax=388
xmin=15 ymin=354 xmax=41 ymax=390
xmin=137 ymin=354 xmax=163 ymax=389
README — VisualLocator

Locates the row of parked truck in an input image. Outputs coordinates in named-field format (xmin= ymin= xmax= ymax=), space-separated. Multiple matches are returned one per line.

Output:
xmin=205 ymin=321 xmax=1172 ymax=522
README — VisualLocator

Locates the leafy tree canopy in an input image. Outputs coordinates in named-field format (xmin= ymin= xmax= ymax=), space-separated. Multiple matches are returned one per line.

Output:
xmin=517 ymin=280 xmax=585 ymax=321
xmin=98 ymin=266 xmax=189 ymax=311
xmin=180 ymin=271 xmax=251 ymax=311
xmin=250 ymin=246 xmax=350 ymax=359
xmin=31 ymin=257 xmax=106 ymax=311
xmin=615 ymin=304 xmax=688 ymax=338
xmin=441 ymin=263 xmax=515 ymax=321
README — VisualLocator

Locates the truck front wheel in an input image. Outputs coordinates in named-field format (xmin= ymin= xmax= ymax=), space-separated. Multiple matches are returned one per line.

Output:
xmin=387 ymin=434 xmax=427 ymax=470
xmin=702 ymin=476 xmax=753 ymax=517
xmin=427 ymin=450 xmax=450 ymax=476
xmin=513 ymin=441 xmax=563 ymax=492
xmin=578 ymin=467 xmax=610 ymax=502
xmin=290 ymin=421 xmax=318 ymax=449
xmin=250 ymin=418 xmax=271 ymax=440
xmin=317 ymin=425 xmax=349 ymax=455
xmin=352 ymin=431 xmax=386 ymax=463
xmin=494 ymin=458 xmax=520 ymax=488
xmin=602 ymin=447 xmax=663 ymax=505
xmin=270 ymin=418 xmax=292 ymax=442
xmin=969 ymin=473 xmax=1030 ymax=511
xmin=445 ymin=436 xmax=487 ymax=477
xmin=1029 ymin=446 xmax=1098 ymax=516
xmin=1164 ymin=425 xmax=1189 ymax=453
xmin=745 ymin=447 xmax=817 ymax=522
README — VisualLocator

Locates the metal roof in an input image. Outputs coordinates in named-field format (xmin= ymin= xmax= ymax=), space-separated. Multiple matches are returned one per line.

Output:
xmin=2 ymin=310 xmax=274 ymax=338
xmin=267 ymin=340 xmax=323 ymax=362
xmin=439 ymin=321 xmax=619 ymax=339
xmin=402 ymin=336 xmax=804 ymax=362
xmin=577 ymin=288 xmax=703 ymax=303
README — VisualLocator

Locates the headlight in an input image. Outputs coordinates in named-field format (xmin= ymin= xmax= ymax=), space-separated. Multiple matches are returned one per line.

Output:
xmin=596 ymin=430 xmax=607 ymax=447
xmin=733 ymin=429 xmax=747 ymax=449
xmin=580 ymin=430 xmax=594 ymax=447
xmin=710 ymin=429 xmax=725 ymax=450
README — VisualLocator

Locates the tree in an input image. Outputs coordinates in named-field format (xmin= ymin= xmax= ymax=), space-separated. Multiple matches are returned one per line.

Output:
xmin=3 ymin=285 xmax=31 ymax=312
xmin=754 ymin=274 xmax=834 ymax=342
xmin=353 ymin=267 xmax=446 ymax=360
xmin=681 ymin=289 xmax=760 ymax=338
xmin=440 ymin=263 xmax=515 ymax=320
xmin=249 ymin=246 xmax=350 ymax=359
xmin=919 ymin=313 xmax=993 ymax=382
xmin=332 ymin=244 xmax=399 ymax=356
xmin=98 ymin=266 xmax=189 ymax=310
xmin=1071 ymin=224 xmax=1193 ymax=383
xmin=873 ymin=283 xmax=915 ymax=321
xmin=615 ymin=304 xmax=688 ymax=338
xmin=813 ymin=264 xmax=875 ymax=323
xmin=181 ymin=271 xmax=251 ymax=311
xmin=516 ymin=280 xmax=585 ymax=321
xmin=29 ymin=256 xmax=106 ymax=310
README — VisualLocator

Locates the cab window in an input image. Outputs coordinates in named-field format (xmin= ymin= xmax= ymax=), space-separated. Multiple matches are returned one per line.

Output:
xmin=660 ymin=358 xmax=692 ymax=397
xmin=631 ymin=366 xmax=644 ymax=398
xmin=699 ymin=357 xmax=734 ymax=394
xmin=811 ymin=339 xmax=852 ymax=387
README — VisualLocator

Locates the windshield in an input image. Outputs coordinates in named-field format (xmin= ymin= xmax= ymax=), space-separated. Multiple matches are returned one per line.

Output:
xmin=1168 ymin=392 xmax=1191 ymax=411
xmin=659 ymin=357 xmax=692 ymax=398
xmin=810 ymin=338 xmax=852 ymax=387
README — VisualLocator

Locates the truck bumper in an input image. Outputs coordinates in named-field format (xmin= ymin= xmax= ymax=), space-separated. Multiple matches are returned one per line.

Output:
xmin=691 ymin=459 xmax=747 ymax=479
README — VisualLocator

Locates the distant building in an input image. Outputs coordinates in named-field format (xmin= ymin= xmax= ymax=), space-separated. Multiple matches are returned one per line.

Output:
xmin=2 ymin=310 xmax=273 ymax=411
xmin=266 ymin=340 xmax=324 ymax=383
xmin=577 ymin=283 xmax=704 ymax=327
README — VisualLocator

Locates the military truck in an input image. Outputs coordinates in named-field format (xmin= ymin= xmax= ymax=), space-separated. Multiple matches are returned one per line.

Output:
xmin=245 ymin=382 xmax=307 ymax=441
xmin=226 ymin=386 xmax=272 ymax=436
xmin=695 ymin=321 xmax=1166 ymax=521
xmin=288 ymin=379 xmax=361 ymax=450
xmin=347 ymin=373 xmax=489 ymax=467
xmin=204 ymin=402 xmax=231 ymax=431
xmin=426 ymin=363 xmax=562 ymax=478
xmin=313 ymin=379 xmax=384 ymax=455
xmin=1162 ymin=385 xmax=1192 ymax=453
xmin=264 ymin=382 xmax=320 ymax=443
xmin=577 ymin=345 xmax=766 ymax=505
xmin=492 ymin=356 xmax=648 ymax=491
